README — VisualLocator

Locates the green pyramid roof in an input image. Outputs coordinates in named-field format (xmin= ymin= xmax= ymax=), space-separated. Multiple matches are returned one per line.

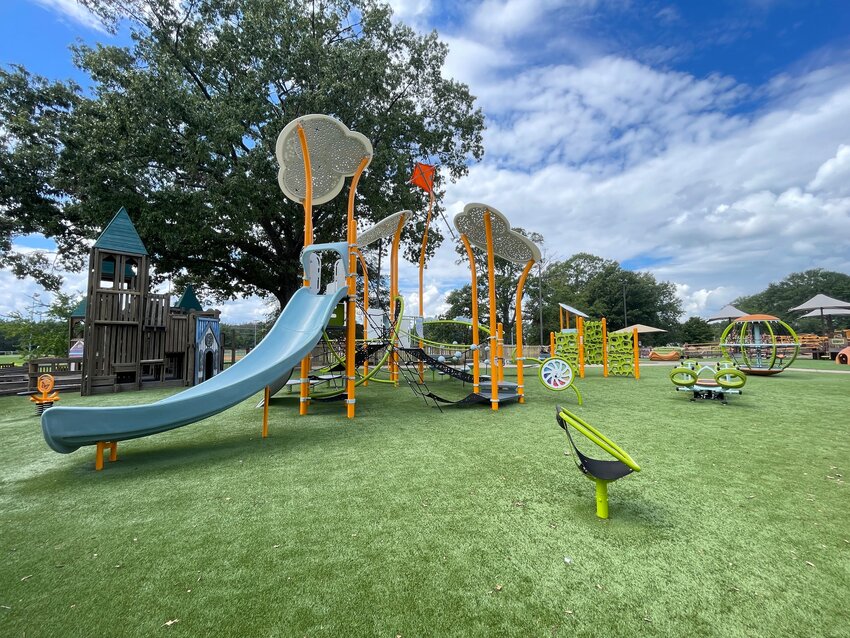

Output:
xmin=175 ymin=284 xmax=203 ymax=311
xmin=94 ymin=207 xmax=148 ymax=255
xmin=70 ymin=298 xmax=87 ymax=318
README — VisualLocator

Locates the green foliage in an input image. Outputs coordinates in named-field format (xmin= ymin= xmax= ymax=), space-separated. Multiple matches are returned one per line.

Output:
xmin=678 ymin=316 xmax=716 ymax=343
xmin=448 ymin=227 xmax=544 ymax=342
xmin=521 ymin=252 xmax=682 ymax=344
xmin=0 ymin=0 xmax=484 ymax=305
xmin=0 ymin=66 xmax=80 ymax=289
xmin=1 ymin=292 xmax=80 ymax=359
xmin=734 ymin=268 xmax=850 ymax=333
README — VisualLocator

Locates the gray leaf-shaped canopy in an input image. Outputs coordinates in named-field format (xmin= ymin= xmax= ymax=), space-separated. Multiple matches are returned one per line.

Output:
xmin=357 ymin=210 xmax=412 ymax=248
xmin=453 ymin=203 xmax=541 ymax=264
xmin=276 ymin=114 xmax=373 ymax=205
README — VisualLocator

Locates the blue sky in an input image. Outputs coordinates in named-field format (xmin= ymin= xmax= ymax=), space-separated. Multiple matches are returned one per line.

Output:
xmin=2 ymin=0 xmax=850 ymax=322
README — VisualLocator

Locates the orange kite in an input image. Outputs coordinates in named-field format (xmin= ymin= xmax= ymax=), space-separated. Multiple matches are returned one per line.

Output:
xmin=409 ymin=162 xmax=435 ymax=193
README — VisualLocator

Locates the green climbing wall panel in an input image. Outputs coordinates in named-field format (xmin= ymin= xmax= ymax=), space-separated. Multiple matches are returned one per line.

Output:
xmin=554 ymin=332 xmax=580 ymax=371
xmin=584 ymin=321 xmax=605 ymax=365
xmin=607 ymin=332 xmax=634 ymax=377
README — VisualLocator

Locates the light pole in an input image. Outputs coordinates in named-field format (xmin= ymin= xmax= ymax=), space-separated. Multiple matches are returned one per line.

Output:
xmin=621 ymin=280 xmax=628 ymax=328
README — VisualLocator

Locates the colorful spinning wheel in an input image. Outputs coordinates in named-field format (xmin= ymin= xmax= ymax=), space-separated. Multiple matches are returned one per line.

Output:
xmin=539 ymin=357 xmax=574 ymax=390
xmin=539 ymin=357 xmax=583 ymax=404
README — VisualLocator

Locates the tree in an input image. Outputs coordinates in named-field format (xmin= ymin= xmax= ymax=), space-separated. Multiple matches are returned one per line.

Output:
xmin=678 ymin=317 xmax=715 ymax=344
xmin=734 ymin=269 xmax=850 ymax=333
xmin=524 ymin=252 xmax=683 ymax=342
xmin=0 ymin=0 xmax=484 ymax=308
xmin=2 ymin=292 xmax=80 ymax=359
xmin=450 ymin=227 xmax=544 ymax=343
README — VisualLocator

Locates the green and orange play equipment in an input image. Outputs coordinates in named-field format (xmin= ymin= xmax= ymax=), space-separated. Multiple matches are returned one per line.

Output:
xmin=30 ymin=374 xmax=60 ymax=415
xmin=720 ymin=314 xmax=799 ymax=375
xmin=555 ymin=406 xmax=640 ymax=519
xmin=670 ymin=360 xmax=747 ymax=404
xmin=550 ymin=308 xmax=641 ymax=380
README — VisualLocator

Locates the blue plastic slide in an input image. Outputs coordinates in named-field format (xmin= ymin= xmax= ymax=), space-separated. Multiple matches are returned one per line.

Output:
xmin=43 ymin=277 xmax=347 ymax=454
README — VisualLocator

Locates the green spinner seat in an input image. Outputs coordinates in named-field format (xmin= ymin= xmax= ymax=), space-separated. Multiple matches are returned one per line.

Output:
xmin=555 ymin=406 xmax=641 ymax=519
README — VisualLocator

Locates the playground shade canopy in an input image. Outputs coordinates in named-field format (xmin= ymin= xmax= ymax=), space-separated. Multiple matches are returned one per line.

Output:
xmin=356 ymin=210 xmax=412 ymax=248
xmin=42 ymin=284 xmax=348 ymax=453
xmin=276 ymin=114 xmax=373 ymax=205
xmin=707 ymin=304 xmax=747 ymax=322
xmin=454 ymin=203 xmax=542 ymax=264
xmin=611 ymin=323 xmax=666 ymax=334
xmin=558 ymin=303 xmax=589 ymax=318
xmin=789 ymin=294 xmax=850 ymax=312
xmin=799 ymin=308 xmax=850 ymax=318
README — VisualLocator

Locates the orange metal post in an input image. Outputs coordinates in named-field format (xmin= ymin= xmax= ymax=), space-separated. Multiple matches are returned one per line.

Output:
xmin=95 ymin=441 xmax=117 ymax=471
xmin=601 ymin=317 xmax=609 ymax=378
xmin=633 ymin=326 xmax=640 ymax=380
xmin=417 ymin=190 xmax=434 ymax=382
xmin=484 ymin=211 xmax=498 ymax=410
xmin=346 ymin=157 xmax=370 ymax=419
xmin=460 ymin=234 xmax=480 ymax=394
xmin=578 ymin=316 xmax=585 ymax=378
xmin=515 ymin=259 xmax=534 ymax=403
xmin=550 ymin=331 xmax=555 ymax=357
xmin=297 ymin=124 xmax=313 ymax=416
xmin=262 ymin=386 xmax=270 ymax=437
xmin=559 ymin=306 xmax=563 ymax=331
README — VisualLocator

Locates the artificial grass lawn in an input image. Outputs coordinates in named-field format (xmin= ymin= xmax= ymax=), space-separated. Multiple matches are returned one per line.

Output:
xmin=2 ymin=364 xmax=849 ymax=637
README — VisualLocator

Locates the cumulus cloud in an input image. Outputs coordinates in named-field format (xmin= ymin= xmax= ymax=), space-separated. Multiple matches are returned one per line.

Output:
xmin=30 ymin=0 xmax=108 ymax=33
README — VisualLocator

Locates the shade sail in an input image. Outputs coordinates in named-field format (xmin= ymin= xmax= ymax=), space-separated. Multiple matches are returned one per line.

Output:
xmin=789 ymin=294 xmax=850 ymax=312
xmin=611 ymin=323 xmax=667 ymax=334
xmin=558 ymin=303 xmax=589 ymax=318
xmin=707 ymin=304 xmax=747 ymax=322
xmin=799 ymin=307 xmax=850 ymax=318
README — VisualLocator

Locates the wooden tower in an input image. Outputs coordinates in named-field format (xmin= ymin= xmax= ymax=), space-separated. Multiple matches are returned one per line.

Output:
xmin=81 ymin=207 xmax=151 ymax=395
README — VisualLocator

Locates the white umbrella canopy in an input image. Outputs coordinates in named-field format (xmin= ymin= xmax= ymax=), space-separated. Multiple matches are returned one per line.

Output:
xmin=707 ymin=304 xmax=748 ymax=322
xmin=611 ymin=323 xmax=667 ymax=334
xmin=799 ymin=308 xmax=850 ymax=318
xmin=789 ymin=294 xmax=850 ymax=311
xmin=790 ymin=294 xmax=850 ymax=334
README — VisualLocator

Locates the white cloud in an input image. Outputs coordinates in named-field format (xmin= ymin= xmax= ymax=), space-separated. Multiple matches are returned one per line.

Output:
xmin=29 ymin=0 xmax=108 ymax=33
xmin=809 ymin=144 xmax=850 ymax=196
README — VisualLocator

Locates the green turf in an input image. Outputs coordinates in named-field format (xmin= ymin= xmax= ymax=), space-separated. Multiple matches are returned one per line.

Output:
xmin=2 ymin=365 xmax=849 ymax=637
xmin=0 ymin=354 xmax=23 ymax=365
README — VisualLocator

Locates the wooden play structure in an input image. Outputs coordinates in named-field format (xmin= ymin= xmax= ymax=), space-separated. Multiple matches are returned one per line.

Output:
xmin=549 ymin=304 xmax=640 ymax=379
xmin=75 ymin=208 xmax=221 ymax=395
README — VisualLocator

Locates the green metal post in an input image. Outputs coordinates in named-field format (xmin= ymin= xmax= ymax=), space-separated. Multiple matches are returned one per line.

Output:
xmin=595 ymin=480 xmax=609 ymax=519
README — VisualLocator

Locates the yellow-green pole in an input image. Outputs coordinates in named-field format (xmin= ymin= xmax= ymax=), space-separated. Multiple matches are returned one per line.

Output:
xmin=390 ymin=217 xmax=404 ymax=386
xmin=356 ymin=249 xmax=370 ymax=385
xmin=595 ymin=480 xmax=609 ymax=519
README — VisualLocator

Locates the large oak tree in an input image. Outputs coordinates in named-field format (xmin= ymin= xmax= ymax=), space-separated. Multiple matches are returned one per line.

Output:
xmin=0 ymin=0 xmax=484 ymax=307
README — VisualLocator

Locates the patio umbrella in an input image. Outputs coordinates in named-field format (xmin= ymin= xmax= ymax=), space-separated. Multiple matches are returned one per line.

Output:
xmin=610 ymin=324 xmax=667 ymax=334
xmin=707 ymin=304 xmax=747 ymax=323
xmin=789 ymin=294 xmax=850 ymax=334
